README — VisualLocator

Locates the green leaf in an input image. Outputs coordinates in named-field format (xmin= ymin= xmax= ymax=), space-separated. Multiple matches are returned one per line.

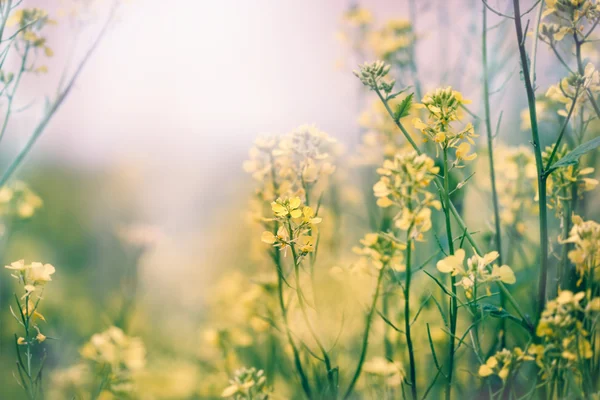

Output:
xmin=393 ymin=93 xmax=414 ymax=120
xmin=548 ymin=136 xmax=600 ymax=173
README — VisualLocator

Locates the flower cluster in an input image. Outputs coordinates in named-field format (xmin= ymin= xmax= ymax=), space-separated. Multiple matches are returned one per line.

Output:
xmin=534 ymin=291 xmax=600 ymax=377
xmin=542 ymin=144 xmax=598 ymax=216
xmin=562 ymin=214 xmax=600 ymax=283
xmin=540 ymin=0 xmax=600 ymax=42
xmin=7 ymin=8 xmax=55 ymax=72
xmin=412 ymin=87 xmax=477 ymax=160
xmin=80 ymin=326 xmax=146 ymax=396
xmin=353 ymin=60 xmax=394 ymax=92
xmin=478 ymin=347 xmax=534 ymax=382
xmin=5 ymin=259 xmax=55 ymax=345
xmin=373 ymin=151 xmax=441 ymax=240
xmin=261 ymin=196 xmax=321 ymax=255
xmin=243 ymin=126 xmax=337 ymax=207
xmin=221 ymin=367 xmax=269 ymax=399
xmin=545 ymin=63 xmax=600 ymax=117
xmin=352 ymin=232 xmax=406 ymax=271
xmin=493 ymin=145 xmax=538 ymax=232
xmin=436 ymin=249 xmax=516 ymax=298
xmin=5 ymin=259 xmax=55 ymax=299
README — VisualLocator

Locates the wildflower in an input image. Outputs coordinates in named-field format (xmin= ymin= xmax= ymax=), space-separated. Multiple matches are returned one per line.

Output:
xmin=478 ymin=348 xmax=534 ymax=382
xmin=535 ymin=290 xmax=600 ymax=379
xmin=436 ymin=249 xmax=516 ymax=298
xmin=373 ymin=150 xmax=441 ymax=240
xmin=412 ymin=87 xmax=478 ymax=162
xmin=543 ymin=144 xmax=598 ymax=216
xmin=562 ymin=214 xmax=600 ymax=283
xmin=5 ymin=259 xmax=55 ymax=298
xmin=221 ymin=367 xmax=269 ymax=400
xmin=262 ymin=197 xmax=321 ymax=256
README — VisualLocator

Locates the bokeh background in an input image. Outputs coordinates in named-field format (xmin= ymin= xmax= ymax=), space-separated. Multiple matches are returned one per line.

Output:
xmin=0 ymin=0 xmax=595 ymax=398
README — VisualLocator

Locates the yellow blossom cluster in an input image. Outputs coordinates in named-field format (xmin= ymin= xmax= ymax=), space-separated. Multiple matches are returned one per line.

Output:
xmin=7 ymin=8 xmax=55 ymax=72
xmin=261 ymin=196 xmax=321 ymax=255
xmin=221 ymin=367 xmax=269 ymax=399
xmin=540 ymin=0 xmax=600 ymax=42
xmin=436 ymin=249 xmax=516 ymax=298
xmin=546 ymin=63 xmax=600 ymax=117
xmin=412 ymin=87 xmax=478 ymax=161
xmin=80 ymin=326 xmax=146 ymax=396
xmin=352 ymin=232 xmax=406 ymax=272
xmin=478 ymin=347 xmax=534 ymax=381
xmin=563 ymin=214 xmax=600 ymax=282
xmin=542 ymin=144 xmax=598 ymax=216
xmin=373 ymin=151 xmax=441 ymax=240
xmin=534 ymin=291 xmax=600 ymax=377
xmin=243 ymin=126 xmax=337 ymax=206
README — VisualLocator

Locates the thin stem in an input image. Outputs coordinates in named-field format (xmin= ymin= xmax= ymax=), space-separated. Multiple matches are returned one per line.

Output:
xmin=512 ymin=0 xmax=549 ymax=320
xmin=442 ymin=147 xmax=457 ymax=400
xmin=545 ymin=86 xmax=580 ymax=171
xmin=287 ymin=221 xmax=336 ymax=398
xmin=343 ymin=266 xmax=386 ymax=400
xmin=405 ymin=236 xmax=418 ymax=400
xmin=482 ymin=7 xmax=506 ymax=336
xmin=0 ymin=2 xmax=118 ymax=188
xmin=408 ymin=0 xmax=422 ymax=100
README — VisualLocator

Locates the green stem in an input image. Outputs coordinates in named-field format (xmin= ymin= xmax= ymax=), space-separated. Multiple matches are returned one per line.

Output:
xmin=405 ymin=237 xmax=418 ymax=400
xmin=512 ymin=0 xmax=549 ymax=320
xmin=442 ymin=147 xmax=457 ymax=400
xmin=288 ymin=221 xmax=336 ymax=398
xmin=343 ymin=266 xmax=386 ymax=400
xmin=482 ymin=6 xmax=506 ymax=345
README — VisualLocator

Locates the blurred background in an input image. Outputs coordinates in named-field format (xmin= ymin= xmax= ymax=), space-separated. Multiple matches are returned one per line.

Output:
xmin=0 ymin=0 xmax=593 ymax=398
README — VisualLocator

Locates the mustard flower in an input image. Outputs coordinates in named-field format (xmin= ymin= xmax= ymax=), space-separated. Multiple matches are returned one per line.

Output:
xmin=562 ymin=214 xmax=600 ymax=283
xmin=373 ymin=150 xmax=441 ymax=240
xmin=5 ymin=259 xmax=55 ymax=298
xmin=542 ymin=144 xmax=598 ymax=216
xmin=80 ymin=326 xmax=146 ymax=371
xmin=412 ymin=87 xmax=478 ymax=162
xmin=221 ymin=367 xmax=269 ymax=400
xmin=262 ymin=197 xmax=321 ymax=256
xmin=478 ymin=347 xmax=534 ymax=382
xmin=535 ymin=290 xmax=600 ymax=378
xmin=436 ymin=249 xmax=515 ymax=298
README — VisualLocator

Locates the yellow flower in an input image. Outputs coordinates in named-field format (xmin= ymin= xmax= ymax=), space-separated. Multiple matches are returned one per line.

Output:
xmin=455 ymin=142 xmax=477 ymax=161
xmin=491 ymin=265 xmax=516 ymax=284
xmin=437 ymin=249 xmax=465 ymax=274
xmin=261 ymin=231 xmax=276 ymax=244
